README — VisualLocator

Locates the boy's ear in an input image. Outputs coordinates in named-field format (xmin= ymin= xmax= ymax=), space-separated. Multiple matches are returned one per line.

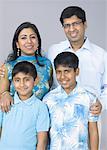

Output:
xmin=76 ymin=68 xmax=79 ymax=76
xmin=34 ymin=75 xmax=39 ymax=86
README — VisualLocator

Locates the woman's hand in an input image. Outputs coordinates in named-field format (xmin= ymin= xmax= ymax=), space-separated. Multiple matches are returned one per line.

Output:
xmin=0 ymin=64 xmax=5 ymax=78
xmin=0 ymin=92 xmax=13 ymax=112
xmin=90 ymin=99 xmax=102 ymax=115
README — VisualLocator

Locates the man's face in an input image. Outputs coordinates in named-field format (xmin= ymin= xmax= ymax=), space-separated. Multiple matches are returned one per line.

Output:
xmin=63 ymin=15 xmax=87 ymax=44
xmin=56 ymin=65 xmax=79 ymax=94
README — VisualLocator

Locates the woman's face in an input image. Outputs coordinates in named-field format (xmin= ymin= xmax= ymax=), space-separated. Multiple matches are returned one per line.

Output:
xmin=16 ymin=28 xmax=39 ymax=56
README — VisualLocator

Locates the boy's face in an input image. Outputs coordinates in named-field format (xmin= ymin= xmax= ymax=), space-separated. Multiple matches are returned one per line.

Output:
xmin=56 ymin=65 xmax=79 ymax=94
xmin=13 ymin=72 xmax=35 ymax=100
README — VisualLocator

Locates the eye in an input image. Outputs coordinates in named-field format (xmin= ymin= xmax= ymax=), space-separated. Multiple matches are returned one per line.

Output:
xmin=64 ymin=70 xmax=69 ymax=74
xmin=14 ymin=78 xmax=20 ymax=83
xmin=56 ymin=70 xmax=61 ymax=75
xmin=25 ymin=78 xmax=30 ymax=82
xmin=63 ymin=24 xmax=70 ymax=28
xmin=20 ymin=36 xmax=27 ymax=40
xmin=31 ymin=36 xmax=36 ymax=39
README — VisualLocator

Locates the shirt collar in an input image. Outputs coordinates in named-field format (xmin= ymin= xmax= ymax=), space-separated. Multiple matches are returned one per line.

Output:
xmin=14 ymin=92 xmax=36 ymax=105
xmin=81 ymin=37 xmax=92 ymax=51
xmin=63 ymin=37 xmax=92 ymax=52
xmin=58 ymin=83 xmax=79 ymax=97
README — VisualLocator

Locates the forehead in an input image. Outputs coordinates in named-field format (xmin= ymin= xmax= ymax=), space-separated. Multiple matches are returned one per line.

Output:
xmin=19 ymin=28 xmax=36 ymax=36
xmin=63 ymin=15 xmax=81 ymax=23
xmin=13 ymin=72 xmax=32 ymax=78
xmin=56 ymin=65 xmax=73 ymax=70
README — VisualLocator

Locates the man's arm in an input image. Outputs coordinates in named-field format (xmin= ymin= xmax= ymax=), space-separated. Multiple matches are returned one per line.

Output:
xmin=90 ymin=99 xmax=102 ymax=115
xmin=0 ymin=64 xmax=13 ymax=112
xmin=88 ymin=122 xmax=99 ymax=150
xmin=36 ymin=131 xmax=48 ymax=150
xmin=91 ymin=51 xmax=107 ymax=114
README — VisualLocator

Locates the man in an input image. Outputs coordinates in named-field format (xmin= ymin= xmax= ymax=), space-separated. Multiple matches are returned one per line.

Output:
xmin=46 ymin=6 xmax=107 ymax=149
xmin=47 ymin=6 xmax=107 ymax=113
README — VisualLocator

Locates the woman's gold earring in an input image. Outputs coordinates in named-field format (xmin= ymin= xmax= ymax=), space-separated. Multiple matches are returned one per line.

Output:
xmin=17 ymin=48 xmax=20 ymax=56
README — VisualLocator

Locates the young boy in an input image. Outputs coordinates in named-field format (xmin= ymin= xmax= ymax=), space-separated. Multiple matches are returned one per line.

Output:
xmin=0 ymin=61 xmax=49 ymax=150
xmin=43 ymin=52 xmax=99 ymax=150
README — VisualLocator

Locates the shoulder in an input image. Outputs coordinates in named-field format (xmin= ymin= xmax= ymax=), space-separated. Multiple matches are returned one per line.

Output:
xmin=92 ymin=43 xmax=107 ymax=63
xmin=5 ymin=60 xmax=16 ymax=73
xmin=88 ymin=39 xmax=106 ymax=56
xmin=32 ymin=96 xmax=48 ymax=112
xmin=76 ymin=85 xmax=89 ymax=97
xmin=38 ymin=55 xmax=52 ymax=66
xmin=85 ymin=39 xmax=107 ymax=64
xmin=43 ymin=87 xmax=60 ymax=103
xmin=75 ymin=85 xmax=91 ymax=104
xmin=47 ymin=40 xmax=70 ymax=62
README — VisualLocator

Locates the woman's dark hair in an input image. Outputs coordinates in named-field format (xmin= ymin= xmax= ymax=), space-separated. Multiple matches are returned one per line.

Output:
xmin=60 ymin=6 xmax=86 ymax=25
xmin=7 ymin=22 xmax=43 ymax=66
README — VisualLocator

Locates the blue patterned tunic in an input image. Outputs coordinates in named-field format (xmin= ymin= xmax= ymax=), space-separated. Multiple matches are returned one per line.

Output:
xmin=6 ymin=55 xmax=52 ymax=100
xmin=43 ymin=84 xmax=98 ymax=150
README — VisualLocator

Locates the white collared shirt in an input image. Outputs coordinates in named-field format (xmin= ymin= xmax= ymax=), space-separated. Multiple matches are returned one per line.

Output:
xmin=47 ymin=37 xmax=107 ymax=109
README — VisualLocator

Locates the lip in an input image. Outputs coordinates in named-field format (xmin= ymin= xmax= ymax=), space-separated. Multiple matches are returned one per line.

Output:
xmin=59 ymin=81 xmax=68 ymax=85
xmin=25 ymin=44 xmax=34 ymax=49
xmin=70 ymin=32 xmax=78 ymax=38
xmin=25 ymin=46 xmax=33 ymax=49
xmin=18 ymin=87 xmax=28 ymax=91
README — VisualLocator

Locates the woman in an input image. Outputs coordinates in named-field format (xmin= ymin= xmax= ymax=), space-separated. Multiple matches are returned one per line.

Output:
xmin=0 ymin=22 xmax=53 ymax=112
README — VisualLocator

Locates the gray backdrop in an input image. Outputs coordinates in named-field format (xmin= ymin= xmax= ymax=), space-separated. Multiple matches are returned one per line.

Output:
xmin=0 ymin=0 xmax=106 ymax=62
xmin=0 ymin=0 xmax=107 ymax=149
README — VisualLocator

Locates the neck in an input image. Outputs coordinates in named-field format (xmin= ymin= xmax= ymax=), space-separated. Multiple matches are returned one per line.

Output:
xmin=18 ymin=92 xmax=33 ymax=101
xmin=64 ymin=82 xmax=77 ymax=94
xmin=70 ymin=38 xmax=85 ymax=52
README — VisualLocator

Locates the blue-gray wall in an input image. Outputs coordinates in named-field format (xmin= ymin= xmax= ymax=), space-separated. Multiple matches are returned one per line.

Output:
xmin=0 ymin=1 xmax=106 ymax=149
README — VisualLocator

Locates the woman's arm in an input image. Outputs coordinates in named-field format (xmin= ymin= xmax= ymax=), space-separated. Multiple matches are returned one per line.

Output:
xmin=0 ymin=64 xmax=13 ymax=112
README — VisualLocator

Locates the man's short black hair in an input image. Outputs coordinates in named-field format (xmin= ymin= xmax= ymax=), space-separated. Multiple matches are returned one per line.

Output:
xmin=60 ymin=6 xmax=86 ymax=25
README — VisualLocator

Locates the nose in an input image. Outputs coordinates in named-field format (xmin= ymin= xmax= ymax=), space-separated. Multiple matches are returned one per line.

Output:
xmin=69 ymin=24 xmax=75 ymax=31
xmin=60 ymin=72 xmax=65 ymax=79
xmin=27 ymin=37 xmax=32 ymax=43
xmin=20 ymin=80 xmax=24 ymax=87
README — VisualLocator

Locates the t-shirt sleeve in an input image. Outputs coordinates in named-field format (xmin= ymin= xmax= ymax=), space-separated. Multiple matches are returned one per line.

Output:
xmin=36 ymin=103 xmax=50 ymax=132
xmin=0 ymin=110 xmax=3 ymax=127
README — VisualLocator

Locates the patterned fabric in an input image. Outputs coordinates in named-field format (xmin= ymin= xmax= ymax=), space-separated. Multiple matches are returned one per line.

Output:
xmin=6 ymin=55 xmax=52 ymax=100
xmin=43 ymin=85 xmax=98 ymax=150
xmin=0 ymin=92 xmax=49 ymax=150
xmin=47 ymin=37 xmax=107 ymax=109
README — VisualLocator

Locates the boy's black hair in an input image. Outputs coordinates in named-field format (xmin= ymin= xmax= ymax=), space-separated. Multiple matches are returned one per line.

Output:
xmin=12 ymin=61 xmax=37 ymax=80
xmin=60 ymin=6 xmax=86 ymax=25
xmin=54 ymin=52 xmax=79 ymax=70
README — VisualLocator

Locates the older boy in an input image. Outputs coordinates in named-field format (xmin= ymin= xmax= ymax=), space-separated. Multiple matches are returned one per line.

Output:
xmin=43 ymin=52 xmax=99 ymax=150
xmin=0 ymin=61 xmax=49 ymax=150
